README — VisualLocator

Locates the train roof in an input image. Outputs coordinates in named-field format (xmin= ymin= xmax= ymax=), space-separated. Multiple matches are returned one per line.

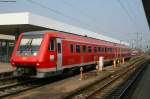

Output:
xmin=23 ymin=30 xmax=129 ymax=48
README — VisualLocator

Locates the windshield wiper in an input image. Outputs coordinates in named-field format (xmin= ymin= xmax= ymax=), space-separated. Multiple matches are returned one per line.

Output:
xmin=24 ymin=38 xmax=33 ymax=53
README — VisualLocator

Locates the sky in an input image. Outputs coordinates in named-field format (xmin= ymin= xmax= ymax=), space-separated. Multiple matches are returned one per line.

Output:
xmin=0 ymin=0 xmax=149 ymax=49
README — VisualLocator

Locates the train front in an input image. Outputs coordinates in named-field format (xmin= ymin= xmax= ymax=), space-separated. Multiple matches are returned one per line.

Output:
xmin=10 ymin=32 xmax=47 ymax=78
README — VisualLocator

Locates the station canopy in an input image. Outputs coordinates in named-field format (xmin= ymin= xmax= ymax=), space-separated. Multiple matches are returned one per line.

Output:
xmin=0 ymin=12 xmax=129 ymax=46
xmin=142 ymin=0 xmax=150 ymax=28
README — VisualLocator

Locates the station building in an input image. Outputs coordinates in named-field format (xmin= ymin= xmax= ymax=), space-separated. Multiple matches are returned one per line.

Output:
xmin=0 ymin=34 xmax=14 ymax=62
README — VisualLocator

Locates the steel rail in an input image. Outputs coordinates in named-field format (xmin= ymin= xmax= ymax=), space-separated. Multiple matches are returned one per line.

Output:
xmin=106 ymin=59 xmax=150 ymax=99
xmin=64 ymin=57 xmax=145 ymax=99
xmin=0 ymin=78 xmax=42 ymax=98
xmin=85 ymin=60 xmax=143 ymax=99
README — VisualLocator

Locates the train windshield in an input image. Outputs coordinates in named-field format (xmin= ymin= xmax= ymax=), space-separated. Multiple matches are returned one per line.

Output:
xmin=17 ymin=34 xmax=43 ymax=56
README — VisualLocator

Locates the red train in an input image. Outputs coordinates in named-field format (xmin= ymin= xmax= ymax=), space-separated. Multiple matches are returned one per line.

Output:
xmin=10 ymin=30 xmax=131 ymax=78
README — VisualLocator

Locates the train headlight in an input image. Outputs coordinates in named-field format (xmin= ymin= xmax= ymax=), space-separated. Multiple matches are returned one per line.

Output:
xmin=33 ymin=52 xmax=37 ymax=56
xmin=12 ymin=62 xmax=15 ymax=65
xmin=36 ymin=63 xmax=40 ymax=66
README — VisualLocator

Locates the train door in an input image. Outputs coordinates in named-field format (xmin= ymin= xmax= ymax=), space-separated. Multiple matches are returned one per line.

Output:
xmin=56 ymin=38 xmax=62 ymax=71
xmin=48 ymin=38 xmax=57 ymax=67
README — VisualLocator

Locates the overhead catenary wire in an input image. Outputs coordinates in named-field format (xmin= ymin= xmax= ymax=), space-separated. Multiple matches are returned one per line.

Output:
xmin=117 ymin=0 xmax=142 ymax=33
xmin=125 ymin=0 xmax=144 ymax=32
xmin=61 ymin=0 xmax=107 ymax=33
xmin=25 ymin=0 xmax=145 ymax=45
xmin=26 ymin=0 xmax=107 ymax=33
xmin=117 ymin=0 xmax=145 ymax=49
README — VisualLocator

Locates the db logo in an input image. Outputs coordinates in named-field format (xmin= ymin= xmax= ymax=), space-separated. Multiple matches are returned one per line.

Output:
xmin=22 ymin=57 xmax=27 ymax=60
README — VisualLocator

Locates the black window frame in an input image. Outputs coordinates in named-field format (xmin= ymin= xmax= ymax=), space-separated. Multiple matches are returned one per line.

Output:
xmin=105 ymin=48 xmax=107 ymax=52
xmin=49 ymin=38 xmax=55 ymax=51
xmin=101 ymin=47 xmax=104 ymax=52
xmin=98 ymin=47 xmax=101 ymax=52
xmin=94 ymin=47 xmax=97 ymax=53
xmin=88 ymin=46 xmax=92 ymax=53
xmin=76 ymin=45 xmax=80 ymax=53
xmin=70 ymin=44 xmax=74 ymax=53
xmin=57 ymin=43 xmax=61 ymax=53
xmin=82 ymin=45 xmax=86 ymax=53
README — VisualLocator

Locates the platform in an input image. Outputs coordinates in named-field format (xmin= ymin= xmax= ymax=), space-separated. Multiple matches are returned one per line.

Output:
xmin=125 ymin=61 xmax=150 ymax=99
xmin=0 ymin=63 xmax=13 ymax=73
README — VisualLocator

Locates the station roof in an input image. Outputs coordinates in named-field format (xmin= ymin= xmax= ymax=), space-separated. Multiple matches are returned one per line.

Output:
xmin=142 ymin=0 xmax=150 ymax=28
xmin=0 ymin=12 xmax=128 ymax=45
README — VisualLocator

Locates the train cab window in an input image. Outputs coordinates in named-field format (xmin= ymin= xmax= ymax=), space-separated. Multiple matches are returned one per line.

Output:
xmin=94 ymin=47 xmax=97 ymax=53
xmin=49 ymin=39 xmax=55 ymax=51
xmin=57 ymin=43 xmax=61 ymax=53
xmin=82 ymin=45 xmax=86 ymax=53
xmin=88 ymin=46 xmax=92 ymax=53
xmin=70 ymin=44 xmax=74 ymax=53
xmin=76 ymin=45 xmax=80 ymax=53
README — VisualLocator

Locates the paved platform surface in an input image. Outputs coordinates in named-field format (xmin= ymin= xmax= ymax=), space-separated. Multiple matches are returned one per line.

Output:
xmin=126 ymin=63 xmax=150 ymax=99
xmin=0 ymin=63 xmax=13 ymax=73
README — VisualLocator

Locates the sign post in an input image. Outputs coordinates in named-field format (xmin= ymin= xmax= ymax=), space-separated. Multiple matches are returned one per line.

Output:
xmin=99 ymin=57 xmax=103 ymax=71
xmin=79 ymin=67 xmax=83 ymax=80
xmin=113 ymin=59 xmax=116 ymax=68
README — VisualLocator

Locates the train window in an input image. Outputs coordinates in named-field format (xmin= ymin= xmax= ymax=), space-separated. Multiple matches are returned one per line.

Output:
xmin=88 ymin=46 xmax=92 ymax=53
xmin=82 ymin=45 xmax=86 ymax=53
xmin=101 ymin=48 xmax=103 ymax=52
xmin=76 ymin=45 xmax=80 ymax=53
xmin=70 ymin=44 xmax=74 ymax=53
xmin=49 ymin=39 xmax=55 ymax=51
xmin=122 ymin=48 xmax=124 ymax=52
xmin=110 ymin=48 xmax=111 ymax=52
xmin=105 ymin=48 xmax=107 ymax=52
xmin=57 ymin=43 xmax=61 ymax=53
xmin=94 ymin=47 xmax=97 ymax=53
xmin=98 ymin=47 xmax=100 ymax=52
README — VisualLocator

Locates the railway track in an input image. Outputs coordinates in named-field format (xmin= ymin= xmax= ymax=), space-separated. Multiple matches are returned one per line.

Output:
xmin=105 ymin=59 xmax=150 ymax=99
xmin=65 ymin=57 xmax=146 ymax=99
xmin=0 ymin=71 xmax=13 ymax=81
xmin=0 ymin=71 xmax=19 ymax=86
xmin=86 ymin=59 xmax=147 ymax=99
xmin=0 ymin=56 xmax=144 ymax=98
xmin=0 ymin=77 xmax=57 ymax=98
xmin=0 ymin=78 xmax=39 ymax=97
